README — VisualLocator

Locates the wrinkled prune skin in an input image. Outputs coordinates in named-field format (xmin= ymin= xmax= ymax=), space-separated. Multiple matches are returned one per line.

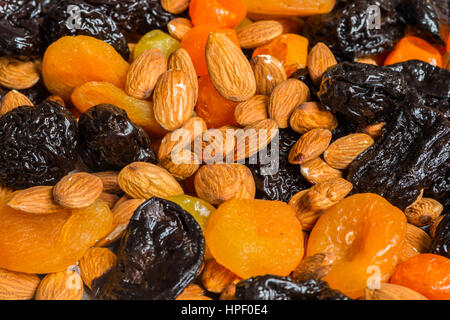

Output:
xmin=347 ymin=103 xmax=450 ymax=210
xmin=0 ymin=101 xmax=78 ymax=189
xmin=0 ymin=0 xmax=43 ymax=56
xmin=247 ymin=129 xmax=311 ymax=203
xmin=431 ymin=213 xmax=450 ymax=259
xmin=235 ymin=275 xmax=351 ymax=300
xmin=77 ymin=104 xmax=156 ymax=171
xmin=95 ymin=197 xmax=205 ymax=300
xmin=42 ymin=0 xmax=129 ymax=60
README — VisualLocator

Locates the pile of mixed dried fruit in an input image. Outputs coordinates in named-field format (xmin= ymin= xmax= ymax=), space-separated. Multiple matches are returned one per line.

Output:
xmin=0 ymin=0 xmax=449 ymax=301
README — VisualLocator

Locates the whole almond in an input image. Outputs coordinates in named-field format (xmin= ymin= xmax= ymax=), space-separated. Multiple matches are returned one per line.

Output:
xmin=237 ymin=20 xmax=283 ymax=49
xmin=219 ymin=279 xmax=240 ymax=300
xmin=356 ymin=57 xmax=379 ymax=66
xmin=92 ymin=171 xmax=121 ymax=194
xmin=158 ymin=128 xmax=193 ymax=162
xmin=118 ymin=162 xmax=184 ymax=199
xmin=202 ymin=126 xmax=239 ymax=164
xmin=168 ymin=18 xmax=193 ymax=41
xmin=251 ymin=55 xmax=287 ymax=96
xmin=269 ymin=79 xmax=310 ymax=128
xmin=8 ymin=186 xmax=64 ymax=214
xmin=98 ymin=192 xmax=120 ymax=209
xmin=324 ymin=133 xmax=375 ymax=169
xmin=305 ymin=178 xmax=353 ymax=211
xmin=125 ymin=49 xmax=167 ymax=99
xmin=160 ymin=151 xmax=200 ymax=181
xmin=234 ymin=95 xmax=269 ymax=126
xmin=53 ymin=172 xmax=103 ymax=209
xmin=0 ymin=268 xmax=40 ymax=300
xmin=194 ymin=163 xmax=255 ymax=205
xmin=168 ymin=48 xmax=199 ymax=103
xmin=177 ymin=284 xmax=213 ymax=300
xmin=363 ymin=122 xmax=385 ymax=138
xmin=300 ymin=158 xmax=343 ymax=185
xmin=291 ymin=253 xmax=334 ymax=282
xmin=289 ymin=102 xmax=337 ymax=134
xmin=288 ymin=128 xmax=332 ymax=165
xmin=307 ymin=42 xmax=337 ymax=86
xmin=153 ymin=69 xmax=195 ymax=130
xmin=365 ymin=283 xmax=427 ymax=300
xmin=202 ymin=259 xmax=240 ymax=294
xmin=182 ymin=116 xmax=208 ymax=141
xmin=404 ymin=198 xmax=443 ymax=227
xmin=399 ymin=223 xmax=432 ymax=263
xmin=0 ymin=57 xmax=40 ymax=89
xmin=79 ymin=248 xmax=117 ymax=289
xmin=0 ymin=89 xmax=33 ymax=114
xmin=288 ymin=189 xmax=322 ymax=231
xmin=206 ymin=33 xmax=256 ymax=102
xmin=161 ymin=0 xmax=189 ymax=14
xmin=429 ymin=215 xmax=445 ymax=238
xmin=35 ymin=270 xmax=83 ymax=300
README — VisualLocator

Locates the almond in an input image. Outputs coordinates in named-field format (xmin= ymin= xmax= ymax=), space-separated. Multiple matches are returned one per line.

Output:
xmin=125 ymin=49 xmax=167 ymax=99
xmin=237 ymin=20 xmax=283 ymax=49
xmin=201 ymin=259 xmax=240 ymax=294
xmin=234 ymin=95 xmax=269 ymax=126
xmin=114 ymin=194 xmax=132 ymax=208
xmin=356 ymin=57 xmax=379 ymax=66
xmin=158 ymin=128 xmax=192 ymax=162
xmin=430 ymin=215 xmax=445 ymax=238
xmin=35 ymin=270 xmax=83 ymax=300
xmin=92 ymin=171 xmax=121 ymax=194
xmin=8 ymin=186 xmax=64 ymax=214
xmin=168 ymin=18 xmax=193 ymax=41
xmin=118 ymin=162 xmax=184 ymax=199
xmin=177 ymin=284 xmax=213 ymax=300
xmin=194 ymin=163 xmax=255 ymax=205
xmin=79 ymin=248 xmax=117 ymax=289
xmin=161 ymin=0 xmax=189 ymax=14
xmin=291 ymin=253 xmax=334 ymax=282
xmin=362 ymin=122 xmax=385 ymax=138
xmin=269 ymin=79 xmax=310 ymax=128
xmin=289 ymin=102 xmax=337 ymax=134
xmin=288 ymin=189 xmax=322 ymax=231
xmin=0 ymin=57 xmax=40 ymax=89
xmin=168 ymin=48 xmax=199 ymax=103
xmin=182 ymin=116 xmax=208 ymax=141
xmin=219 ymin=279 xmax=240 ymax=300
xmin=324 ymin=133 xmax=375 ymax=170
xmin=0 ymin=268 xmax=40 ymax=300
xmin=307 ymin=42 xmax=337 ymax=86
xmin=399 ymin=223 xmax=432 ymax=263
xmin=251 ymin=55 xmax=287 ymax=96
xmin=98 ymin=192 xmax=120 ymax=209
xmin=365 ymin=283 xmax=428 ymax=300
xmin=300 ymin=158 xmax=343 ymax=185
xmin=288 ymin=128 xmax=332 ymax=165
xmin=160 ymin=151 xmax=200 ymax=180
xmin=153 ymin=69 xmax=196 ymax=130
xmin=0 ymin=89 xmax=33 ymax=114
xmin=201 ymin=126 xmax=239 ymax=164
xmin=305 ymin=178 xmax=353 ymax=211
xmin=206 ymin=33 xmax=256 ymax=102
xmin=53 ymin=172 xmax=103 ymax=209
xmin=404 ymin=198 xmax=443 ymax=227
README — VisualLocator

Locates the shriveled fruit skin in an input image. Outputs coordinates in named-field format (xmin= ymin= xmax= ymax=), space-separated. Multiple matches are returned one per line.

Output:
xmin=42 ymin=35 xmax=129 ymax=101
xmin=307 ymin=193 xmax=407 ymax=299
xmin=71 ymin=81 xmax=166 ymax=137
xmin=0 ymin=198 xmax=113 ymax=274
xmin=431 ymin=214 xmax=450 ymax=259
xmin=206 ymin=199 xmax=304 ymax=279
xmin=189 ymin=0 xmax=247 ymax=28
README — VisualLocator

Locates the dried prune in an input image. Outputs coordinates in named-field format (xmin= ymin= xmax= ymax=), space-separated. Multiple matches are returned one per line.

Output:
xmin=0 ymin=0 xmax=43 ymax=56
xmin=235 ymin=275 xmax=350 ymax=300
xmin=42 ymin=0 xmax=129 ymax=60
xmin=77 ymin=104 xmax=156 ymax=171
xmin=0 ymin=80 xmax=51 ymax=105
xmin=247 ymin=128 xmax=311 ymax=203
xmin=94 ymin=197 xmax=205 ymax=300
xmin=431 ymin=213 xmax=450 ymax=259
xmin=0 ymin=101 xmax=78 ymax=189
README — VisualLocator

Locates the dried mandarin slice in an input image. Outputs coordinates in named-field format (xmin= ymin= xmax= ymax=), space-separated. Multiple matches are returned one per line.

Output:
xmin=307 ymin=193 xmax=407 ymax=299
xmin=384 ymin=36 xmax=443 ymax=67
xmin=242 ymin=0 xmax=335 ymax=17
xmin=390 ymin=254 xmax=450 ymax=300
xmin=206 ymin=199 xmax=304 ymax=278
xmin=190 ymin=0 xmax=247 ymax=29
xmin=71 ymin=81 xmax=166 ymax=137
xmin=42 ymin=36 xmax=129 ymax=101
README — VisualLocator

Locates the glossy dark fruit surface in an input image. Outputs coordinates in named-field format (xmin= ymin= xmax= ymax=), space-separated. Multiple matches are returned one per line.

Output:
xmin=431 ymin=213 xmax=450 ymax=259
xmin=78 ymin=104 xmax=156 ymax=171
xmin=0 ymin=101 xmax=78 ymax=189
xmin=95 ymin=197 xmax=205 ymax=300
xmin=0 ymin=80 xmax=50 ymax=105
xmin=235 ymin=275 xmax=351 ymax=300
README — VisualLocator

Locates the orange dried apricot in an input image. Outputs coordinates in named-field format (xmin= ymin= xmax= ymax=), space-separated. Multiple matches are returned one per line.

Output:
xmin=181 ymin=25 xmax=239 ymax=76
xmin=206 ymin=199 xmax=304 ymax=279
xmin=390 ymin=254 xmax=450 ymax=300
xmin=71 ymin=81 xmax=167 ymax=137
xmin=253 ymin=34 xmax=309 ymax=76
xmin=242 ymin=0 xmax=335 ymax=18
xmin=307 ymin=193 xmax=407 ymax=299
xmin=384 ymin=36 xmax=443 ymax=67
xmin=42 ymin=36 xmax=129 ymax=102
xmin=196 ymin=75 xmax=239 ymax=128
xmin=0 ymin=196 xmax=113 ymax=274
xmin=189 ymin=0 xmax=247 ymax=29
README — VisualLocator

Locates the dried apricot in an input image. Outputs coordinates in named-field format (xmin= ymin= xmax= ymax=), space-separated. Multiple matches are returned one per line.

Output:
xmin=42 ymin=36 xmax=129 ymax=101
xmin=307 ymin=193 xmax=407 ymax=299
xmin=0 ymin=197 xmax=113 ymax=274
xmin=390 ymin=254 xmax=450 ymax=300
xmin=384 ymin=36 xmax=443 ymax=67
xmin=71 ymin=81 xmax=167 ymax=137
xmin=242 ymin=0 xmax=335 ymax=17
xmin=206 ymin=199 xmax=304 ymax=279
xmin=189 ymin=0 xmax=247 ymax=29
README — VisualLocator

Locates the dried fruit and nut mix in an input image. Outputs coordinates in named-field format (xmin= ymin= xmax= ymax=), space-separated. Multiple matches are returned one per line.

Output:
xmin=0 ymin=0 xmax=449 ymax=301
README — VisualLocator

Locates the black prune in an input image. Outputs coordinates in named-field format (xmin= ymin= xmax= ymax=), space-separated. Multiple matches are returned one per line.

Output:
xmin=94 ymin=197 xmax=205 ymax=300
xmin=0 ymin=80 xmax=51 ymax=105
xmin=235 ymin=275 xmax=350 ymax=300
xmin=247 ymin=128 xmax=311 ymax=203
xmin=42 ymin=0 xmax=129 ymax=60
xmin=0 ymin=101 xmax=78 ymax=189
xmin=77 ymin=104 xmax=156 ymax=172
xmin=0 ymin=0 xmax=43 ymax=56
xmin=431 ymin=213 xmax=450 ymax=259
